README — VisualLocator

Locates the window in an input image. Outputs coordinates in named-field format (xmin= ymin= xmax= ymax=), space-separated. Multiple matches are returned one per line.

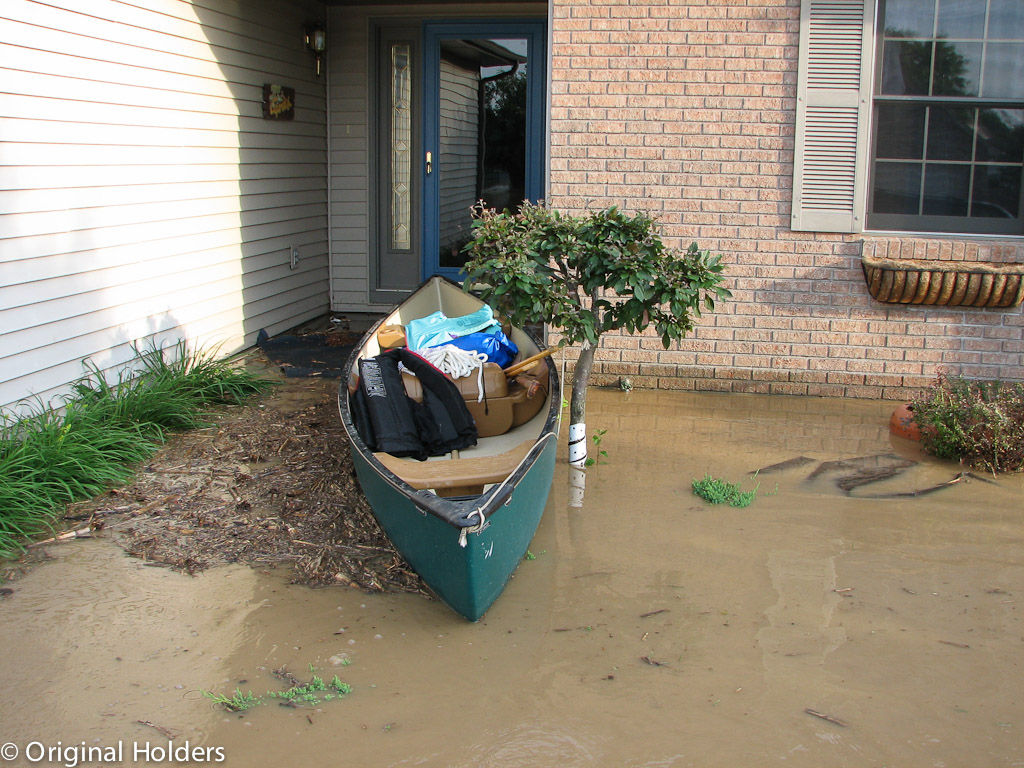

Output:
xmin=868 ymin=0 xmax=1024 ymax=234
xmin=792 ymin=0 xmax=1024 ymax=236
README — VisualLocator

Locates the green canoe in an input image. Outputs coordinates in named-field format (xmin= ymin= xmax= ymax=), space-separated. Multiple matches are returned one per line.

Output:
xmin=338 ymin=276 xmax=560 ymax=621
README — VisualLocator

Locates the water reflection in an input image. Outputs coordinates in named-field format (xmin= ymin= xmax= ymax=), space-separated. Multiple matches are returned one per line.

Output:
xmin=1 ymin=389 xmax=1023 ymax=767
xmin=451 ymin=720 xmax=601 ymax=768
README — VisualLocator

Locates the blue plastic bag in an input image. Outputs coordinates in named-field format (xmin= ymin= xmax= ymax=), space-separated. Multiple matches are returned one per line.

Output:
xmin=432 ymin=330 xmax=518 ymax=368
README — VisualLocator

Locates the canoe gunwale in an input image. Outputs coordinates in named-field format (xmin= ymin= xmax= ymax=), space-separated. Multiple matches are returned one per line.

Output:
xmin=337 ymin=277 xmax=560 ymax=532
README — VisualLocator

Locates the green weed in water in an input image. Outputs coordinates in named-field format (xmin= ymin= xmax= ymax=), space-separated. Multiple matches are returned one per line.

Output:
xmin=331 ymin=676 xmax=353 ymax=695
xmin=204 ymin=667 xmax=352 ymax=713
xmin=267 ymin=672 xmax=353 ymax=705
xmin=691 ymin=474 xmax=758 ymax=509
xmin=202 ymin=688 xmax=260 ymax=713
xmin=584 ymin=428 xmax=609 ymax=467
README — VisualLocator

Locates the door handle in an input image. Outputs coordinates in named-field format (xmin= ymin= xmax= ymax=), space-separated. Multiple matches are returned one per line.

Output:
xmin=425 ymin=151 xmax=432 ymax=174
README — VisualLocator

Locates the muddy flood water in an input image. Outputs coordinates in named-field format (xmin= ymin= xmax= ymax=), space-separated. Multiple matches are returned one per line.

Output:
xmin=1 ymin=387 xmax=1022 ymax=767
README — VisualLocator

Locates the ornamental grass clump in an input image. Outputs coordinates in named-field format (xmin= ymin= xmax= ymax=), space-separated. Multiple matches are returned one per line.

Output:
xmin=910 ymin=374 xmax=1024 ymax=474
xmin=0 ymin=342 xmax=274 ymax=557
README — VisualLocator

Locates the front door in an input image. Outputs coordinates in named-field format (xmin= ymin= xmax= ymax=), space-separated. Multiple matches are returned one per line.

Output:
xmin=370 ymin=19 xmax=546 ymax=302
xmin=423 ymin=21 xmax=547 ymax=281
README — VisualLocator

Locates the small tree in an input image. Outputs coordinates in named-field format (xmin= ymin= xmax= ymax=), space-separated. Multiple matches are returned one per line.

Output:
xmin=462 ymin=202 xmax=730 ymax=466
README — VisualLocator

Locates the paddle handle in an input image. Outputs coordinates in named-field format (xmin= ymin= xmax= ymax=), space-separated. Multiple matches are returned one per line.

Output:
xmin=503 ymin=347 xmax=556 ymax=378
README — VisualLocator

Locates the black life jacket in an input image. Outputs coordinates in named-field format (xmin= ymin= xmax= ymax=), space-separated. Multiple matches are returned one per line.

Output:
xmin=351 ymin=348 xmax=477 ymax=460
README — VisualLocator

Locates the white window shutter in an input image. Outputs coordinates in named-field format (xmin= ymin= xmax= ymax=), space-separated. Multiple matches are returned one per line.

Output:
xmin=791 ymin=0 xmax=875 ymax=233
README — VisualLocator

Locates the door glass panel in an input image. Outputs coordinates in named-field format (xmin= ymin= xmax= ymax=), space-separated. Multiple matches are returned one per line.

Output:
xmin=391 ymin=44 xmax=412 ymax=250
xmin=437 ymin=38 xmax=529 ymax=270
xmin=372 ymin=26 xmax=420 ymax=299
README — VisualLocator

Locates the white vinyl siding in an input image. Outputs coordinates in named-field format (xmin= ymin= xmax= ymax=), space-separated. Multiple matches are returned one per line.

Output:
xmin=0 ymin=0 xmax=329 ymax=411
xmin=791 ymin=0 xmax=875 ymax=233
xmin=328 ymin=4 xmax=373 ymax=311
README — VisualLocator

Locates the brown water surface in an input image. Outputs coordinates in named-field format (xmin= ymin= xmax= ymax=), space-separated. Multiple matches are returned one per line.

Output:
xmin=2 ymin=389 xmax=1022 ymax=767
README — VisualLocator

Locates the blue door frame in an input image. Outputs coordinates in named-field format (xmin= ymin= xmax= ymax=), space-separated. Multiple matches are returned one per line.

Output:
xmin=422 ymin=20 xmax=547 ymax=282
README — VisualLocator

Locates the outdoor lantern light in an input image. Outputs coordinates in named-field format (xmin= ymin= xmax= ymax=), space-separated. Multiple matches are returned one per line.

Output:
xmin=304 ymin=21 xmax=327 ymax=77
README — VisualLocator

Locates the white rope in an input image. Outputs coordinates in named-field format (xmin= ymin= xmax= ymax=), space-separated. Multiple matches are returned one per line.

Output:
xmin=419 ymin=344 xmax=488 ymax=402
xmin=458 ymin=507 xmax=487 ymax=548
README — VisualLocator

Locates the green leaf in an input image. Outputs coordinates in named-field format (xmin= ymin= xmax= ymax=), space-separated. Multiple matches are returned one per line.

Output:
xmin=459 ymin=200 xmax=730 ymax=382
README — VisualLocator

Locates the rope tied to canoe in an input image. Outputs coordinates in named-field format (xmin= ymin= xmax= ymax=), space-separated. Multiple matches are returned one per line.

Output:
xmin=455 ymin=432 xmax=558 ymax=547
xmin=419 ymin=344 xmax=488 ymax=402
xmin=458 ymin=508 xmax=487 ymax=548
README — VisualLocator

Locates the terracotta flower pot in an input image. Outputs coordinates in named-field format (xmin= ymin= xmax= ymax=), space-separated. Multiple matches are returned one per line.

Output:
xmin=889 ymin=402 xmax=923 ymax=441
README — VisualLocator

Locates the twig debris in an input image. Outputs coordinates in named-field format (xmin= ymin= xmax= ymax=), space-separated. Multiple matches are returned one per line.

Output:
xmin=135 ymin=720 xmax=175 ymax=739
xmin=28 ymin=526 xmax=94 ymax=548
xmin=804 ymin=708 xmax=847 ymax=727
xmin=61 ymin=375 xmax=430 ymax=596
xmin=640 ymin=609 xmax=669 ymax=619
xmin=640 ymin=656 xmax=669 ymax=667
xmin=939 ymin=640 xmax=971 ymax=649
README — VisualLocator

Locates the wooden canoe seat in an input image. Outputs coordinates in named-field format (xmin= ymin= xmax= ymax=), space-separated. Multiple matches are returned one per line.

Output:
xmin=373 ymin=439 xmax=534 ymax=492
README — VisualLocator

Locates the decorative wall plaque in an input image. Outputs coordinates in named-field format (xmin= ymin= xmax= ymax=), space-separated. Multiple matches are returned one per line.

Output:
xmin=262 ymin=84 xmax=295 ymax=120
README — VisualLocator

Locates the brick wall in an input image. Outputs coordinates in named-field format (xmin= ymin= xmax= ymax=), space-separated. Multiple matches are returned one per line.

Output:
xmin=546 ymin=0 xmax=1024 ymax=401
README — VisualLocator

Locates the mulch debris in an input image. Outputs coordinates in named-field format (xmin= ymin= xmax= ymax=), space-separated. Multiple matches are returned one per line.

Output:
xmin=62 ymin=367 xmax=430 ymax=599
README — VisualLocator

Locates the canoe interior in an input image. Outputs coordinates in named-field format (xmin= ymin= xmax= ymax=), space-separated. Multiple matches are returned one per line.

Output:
xmin=347 ymin=277 xmax=556 ymax=469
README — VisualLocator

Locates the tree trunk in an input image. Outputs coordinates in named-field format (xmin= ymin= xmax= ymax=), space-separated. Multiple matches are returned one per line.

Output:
xmin=568 ymin=341 xmax=596 ymax=467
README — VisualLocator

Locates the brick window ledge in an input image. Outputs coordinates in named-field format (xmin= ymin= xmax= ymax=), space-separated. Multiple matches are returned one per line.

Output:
xmin=860 ymin=236 xmax=1024 ymax=308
